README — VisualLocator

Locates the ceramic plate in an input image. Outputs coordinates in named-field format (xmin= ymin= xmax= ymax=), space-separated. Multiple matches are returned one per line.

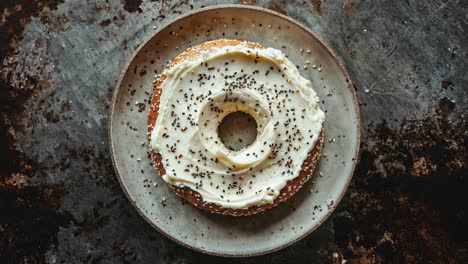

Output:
xmin=109 ymin=5 xmax=360 ymax=257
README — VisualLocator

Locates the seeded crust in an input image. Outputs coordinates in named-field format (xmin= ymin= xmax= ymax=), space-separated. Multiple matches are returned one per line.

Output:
xmin=147 ymin=39 xmax=324 ymax=216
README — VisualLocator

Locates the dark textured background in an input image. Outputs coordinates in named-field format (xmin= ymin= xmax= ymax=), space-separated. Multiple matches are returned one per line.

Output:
xmin=0 ymin=0 xmax=466 ymax=263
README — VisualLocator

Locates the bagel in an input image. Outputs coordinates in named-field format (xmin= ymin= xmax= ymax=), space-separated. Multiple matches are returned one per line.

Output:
xmin=148 ymin=39 xmax=325 ymax=216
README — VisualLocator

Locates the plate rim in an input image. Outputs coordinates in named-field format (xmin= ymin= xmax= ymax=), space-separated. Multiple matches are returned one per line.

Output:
xmin=108 ymin=4 xmax=361 ymax=258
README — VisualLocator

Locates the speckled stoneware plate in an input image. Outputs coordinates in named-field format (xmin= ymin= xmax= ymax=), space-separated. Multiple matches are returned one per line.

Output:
xmin=109 ymin=5 xmax=360 ymax=257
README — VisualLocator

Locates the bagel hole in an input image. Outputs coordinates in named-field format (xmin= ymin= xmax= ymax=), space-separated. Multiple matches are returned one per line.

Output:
xmin=218 ymin=111 xmax=258 ymax=151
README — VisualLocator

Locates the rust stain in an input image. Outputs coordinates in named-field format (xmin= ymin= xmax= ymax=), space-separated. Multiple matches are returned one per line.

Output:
xmin=343 ymin=0 xmax=353 ymax=16
xmin=334 ymin=113 xmax=468 ymax=263
xmin=0 ymin=79 xmax=73 ymax=262
xmin=99 ymin=18 xmax=112 ymax=27
xmin=410 ymin=156 xmax=436 ymax=177
xmin=437 ymin=97 xmax=456 ymax=116
xmin=0 ymin=2 xmax=72 ymax=261
xmin=0 ymin=0 xmax=64 ymax=61
xmin=0 ymin=81 xmax=34 ymax=170
xmin=441 ymin=79 xmax=453 ymax=90
xmin=312 ymin=0 xmax=322 ymax=14
xmin=267 ymin=1 xmax=287 ymax=15
xmin=123 ymin=0 xmax=142 ymax=13
xmin=0 ymin=181 xmax=73 ymax=262
xmin=0 ymin=172 xmax=30 ymax=188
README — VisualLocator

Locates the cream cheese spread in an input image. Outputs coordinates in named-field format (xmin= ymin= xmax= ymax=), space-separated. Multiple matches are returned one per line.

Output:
xmin=150 ymin=40 xmax=325 ymax=209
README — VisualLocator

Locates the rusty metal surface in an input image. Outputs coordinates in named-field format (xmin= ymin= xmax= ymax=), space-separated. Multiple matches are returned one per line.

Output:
xmin=0 ymin=0 xmax=466 ymax=263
